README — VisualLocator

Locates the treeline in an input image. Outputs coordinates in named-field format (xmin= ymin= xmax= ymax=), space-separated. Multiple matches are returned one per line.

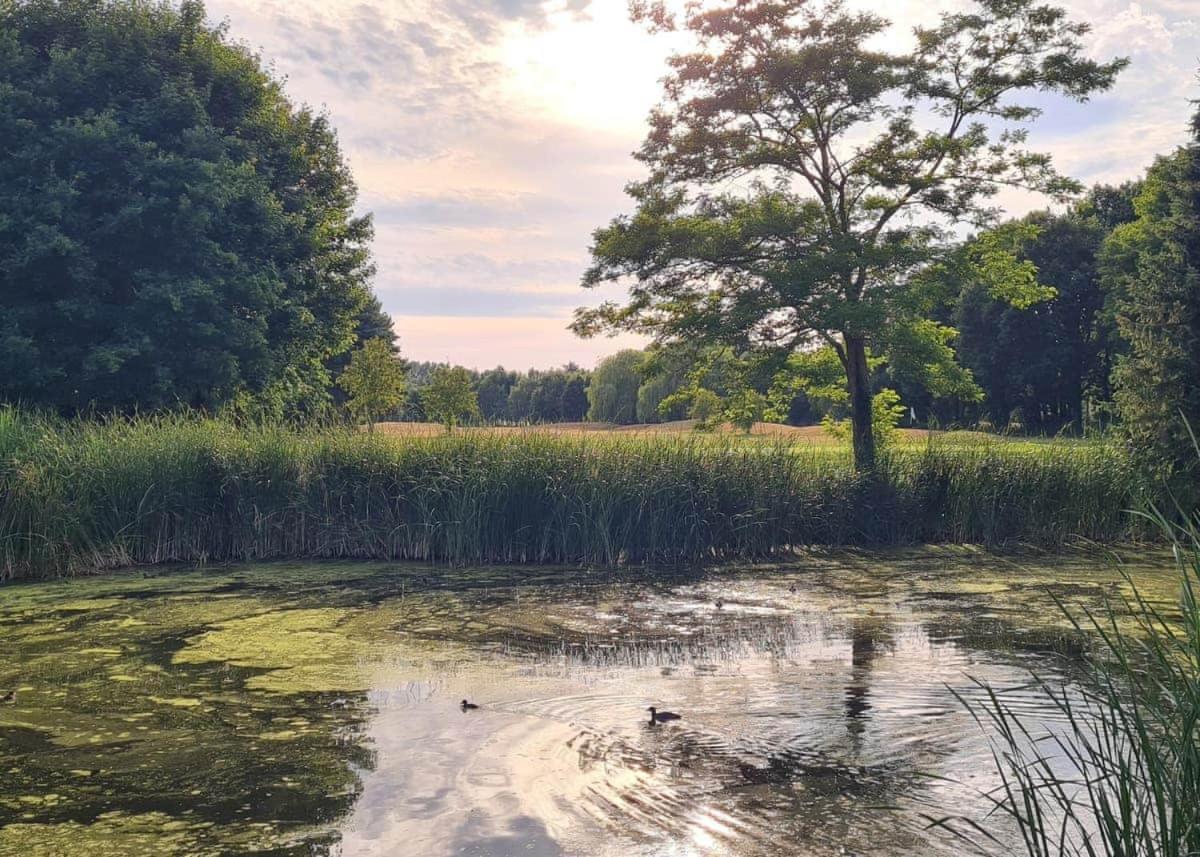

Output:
xmin=913 ymin=183 xmax=1140 ymax=435
xmin=399 ymin=363 xmax=591 ymax=424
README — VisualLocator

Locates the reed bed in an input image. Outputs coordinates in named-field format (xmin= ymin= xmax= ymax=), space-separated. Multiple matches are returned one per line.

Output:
xmin=0 ymin=408 xmax=1142 ymax=580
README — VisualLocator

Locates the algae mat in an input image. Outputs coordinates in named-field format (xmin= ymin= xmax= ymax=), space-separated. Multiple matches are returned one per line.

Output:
xmin=0 ymin=549 xmax=1182 ymax=856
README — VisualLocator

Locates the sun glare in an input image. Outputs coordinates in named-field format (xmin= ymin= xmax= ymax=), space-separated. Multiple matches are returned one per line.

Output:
xmin=494 ymin=2 xmax=685 ymax=132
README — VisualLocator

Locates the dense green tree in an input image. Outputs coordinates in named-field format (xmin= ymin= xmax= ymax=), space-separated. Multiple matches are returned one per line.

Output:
xmin=476 ymin=368 xmax=518 ymax=421
xmin=955 ymin=202 xmax=1131 ymax=433
xmin=575 ymin=0 xmax=1124 ymax=470
xmin=337 ymin=338 xmax=406 ymax=432
xmin=0 ymin=0 xmax=373 ymax=415
xmin=504 ymin=367 xmax=590 ymax=423
xmin=1105 ymin=137 xmax=1200 ymax=509
xmin=635 ymin=346 xmax=693 ymax=423
xmin=422 ymin=366 xmax=479 ymax=432
xmin=561 ymin=373 xmax=590 ymax=422
xmin=587 ymin=350 xmax=643 ymax=424
xmin=530 ymin=372 xmax=568 ymax=423
xmin=636 ymin=373 xmax=686 ymax=424
xmin=327 ymin=296 xmax=398 ymax=408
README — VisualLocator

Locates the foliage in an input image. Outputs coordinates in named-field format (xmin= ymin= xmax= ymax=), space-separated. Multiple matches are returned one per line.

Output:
xmin=403 ymin=364 xmax=589 ymax=425
xmin=327 ymin=296 xmax=398 ymax=407
xmin=475 ymin=368 xmax=520 ymax=421
xmin=1103 ymin=136 xmax=1200 ymax=511
xmin=0 ymin=0 xmax=374 ymax=417
xmin=688 ymin=389 xmax=725 ymax=431
xmin=724 ymin=388 xmax=767 ymax=435
xmin=575 ymin=0 xmax=1125 ymax=471
xmin=658 ymin=347 xmax=771 ymax=432
xmin=767 ymin=347 xmax=864 ymax=423
xmin=821 ymin=389 xmax=907 ymax=450
xmin=635 ymin=346 xmax=693 ymax=423
xmin=508 ymin=369 xmax=589 ymax=423
xmin=0 ymin=408 xmax=1143 ymax=580
xmin=421 ymin=367 xmax=479 ymax=432
xmin=587 ymin=350 xmax=643 ymax=424
xmin=953 ymin=189 xmax=1139 ymax=435
xmin=337 ymin=339 xmax=406 ymax=432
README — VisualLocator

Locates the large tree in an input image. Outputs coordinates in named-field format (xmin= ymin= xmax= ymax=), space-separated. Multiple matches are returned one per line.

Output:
xmin=575 ymin=0 xmax=1125 ymax=470
xmin=1105 ymin=132 xmax=1200 ymax=511
xmin=0 ymin=0 xmax=374 ymax=415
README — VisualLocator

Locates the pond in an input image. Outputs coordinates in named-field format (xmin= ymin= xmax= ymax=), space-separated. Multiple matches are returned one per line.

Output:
xmin=0 ymin=548 xmax=1181 ymax=857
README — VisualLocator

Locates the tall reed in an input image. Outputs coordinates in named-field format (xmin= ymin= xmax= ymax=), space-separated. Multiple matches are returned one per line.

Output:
xmin=0 ymin=408 xmax=1142 ymax=580
xmin=941 ymin=471 xmax=1200 ymax=855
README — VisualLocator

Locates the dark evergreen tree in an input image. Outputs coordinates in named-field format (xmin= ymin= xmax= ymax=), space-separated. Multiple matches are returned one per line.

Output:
xmin=1107 ymin=125 xmax=1200 ymax=508
xmin=955 ymin=204 xmax=1127 ymax=433
xmin=476 ymin=368 xmax=518 ymax=422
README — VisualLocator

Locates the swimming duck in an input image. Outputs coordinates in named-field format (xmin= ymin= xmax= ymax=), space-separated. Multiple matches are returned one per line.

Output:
xmin=460 ymin=699 xmax=479 ymax=711
xmin=0 ymin=690 xmax=14 ymax=704
xmin=648 ymin=706 xmax=681 ymax=724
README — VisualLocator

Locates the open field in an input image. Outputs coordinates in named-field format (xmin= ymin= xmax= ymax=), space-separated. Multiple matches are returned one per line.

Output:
xmin=375 ymin=420 xmax=1083 ymax=447
xmin=0 ymin=409 xmax=1144 ymax=581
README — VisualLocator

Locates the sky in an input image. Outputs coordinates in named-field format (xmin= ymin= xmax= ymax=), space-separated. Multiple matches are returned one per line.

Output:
xmin=202 ymin=0 xmax=1199 ymax=371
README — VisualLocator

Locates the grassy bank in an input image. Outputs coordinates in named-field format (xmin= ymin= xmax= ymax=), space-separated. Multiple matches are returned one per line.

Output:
xmin=0 ymin=409 xmax=1143 ymax=580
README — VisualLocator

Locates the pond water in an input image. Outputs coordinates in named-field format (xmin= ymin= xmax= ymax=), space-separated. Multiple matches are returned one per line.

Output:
xmin=0 ymin=549 xmax=1181 ymax=857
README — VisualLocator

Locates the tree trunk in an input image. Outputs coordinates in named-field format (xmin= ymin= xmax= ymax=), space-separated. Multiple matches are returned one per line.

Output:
xmin=845 ymin=336 xmax=876 ymax=472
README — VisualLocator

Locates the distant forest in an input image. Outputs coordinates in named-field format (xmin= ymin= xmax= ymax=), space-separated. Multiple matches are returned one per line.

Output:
xmin=396 ymin=176 xmax=1150 ymax=434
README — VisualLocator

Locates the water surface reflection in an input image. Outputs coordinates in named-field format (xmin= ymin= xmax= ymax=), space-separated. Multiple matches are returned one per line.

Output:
xmin=0 ymin=550 xmax=1178 ymax=856
xmin=335 ymin=555 xmax=1169 ymax=857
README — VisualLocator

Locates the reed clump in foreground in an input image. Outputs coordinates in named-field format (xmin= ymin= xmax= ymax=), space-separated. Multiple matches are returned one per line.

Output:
xmin=944 ymin=479 xmax=1200 ymax=856
xmin=0 ymin=409 xmax=1142 ymax=580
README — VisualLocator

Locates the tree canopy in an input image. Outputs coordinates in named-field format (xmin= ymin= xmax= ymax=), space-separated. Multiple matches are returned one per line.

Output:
xmin=587 ymin=350 xmax=643 ymax=424
xmin=1105 ymin=135 xmax=1200 ymax=510
xmin=337 ymin=338 xmax=406 ymax=432
xmin=422 ymin=366 xmax=480 ymax=432
xmin=951 ymin=188 xmax=1138 ymax=433
xmin=0 ymin=0 xmax=374 ymax=416
xmin=576 ymin=0 xmax=1125 ymax=469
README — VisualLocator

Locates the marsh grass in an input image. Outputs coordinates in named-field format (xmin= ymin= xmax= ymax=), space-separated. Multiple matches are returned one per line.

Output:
xmin=0 ymin=408 xmax=1142 ymax=580
xmin=937 ymin=485 xmax=1200 ymax=855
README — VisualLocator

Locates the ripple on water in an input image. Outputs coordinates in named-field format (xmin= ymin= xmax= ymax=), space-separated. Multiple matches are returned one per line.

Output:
xmin=0 ymin=552 xmax=1177 ymax=856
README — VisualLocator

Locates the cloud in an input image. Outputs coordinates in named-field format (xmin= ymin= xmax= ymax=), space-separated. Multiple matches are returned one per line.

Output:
xmin=382 ymin=286 xmax=582 ymax=318
xmin=366 ymin=189 xmax=578 ymax=231
xmin=204 ymin=0 xmax=1197 ymax=369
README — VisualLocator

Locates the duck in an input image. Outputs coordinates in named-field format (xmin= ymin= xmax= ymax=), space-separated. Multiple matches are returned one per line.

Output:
xmin=0 ymin=690 xmax=15 ymax=704
xmin=647 ymin=706 xmax=681 ymax=724
xmin=460 ymin=699 xmax=480 ymax=711
xmin=714 ymin=599 xmax=724 ymax=610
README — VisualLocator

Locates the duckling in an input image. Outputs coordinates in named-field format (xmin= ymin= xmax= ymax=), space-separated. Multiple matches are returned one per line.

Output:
xmin=648 ymin=706 xmax=681 ymax=724
xmin=0 ymin=690 xmax=15 ymax=704
xmin=738 ymin=762 xmax=790 ymax=785
xmin=460 ymin=699 xmax=479 ymax=711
